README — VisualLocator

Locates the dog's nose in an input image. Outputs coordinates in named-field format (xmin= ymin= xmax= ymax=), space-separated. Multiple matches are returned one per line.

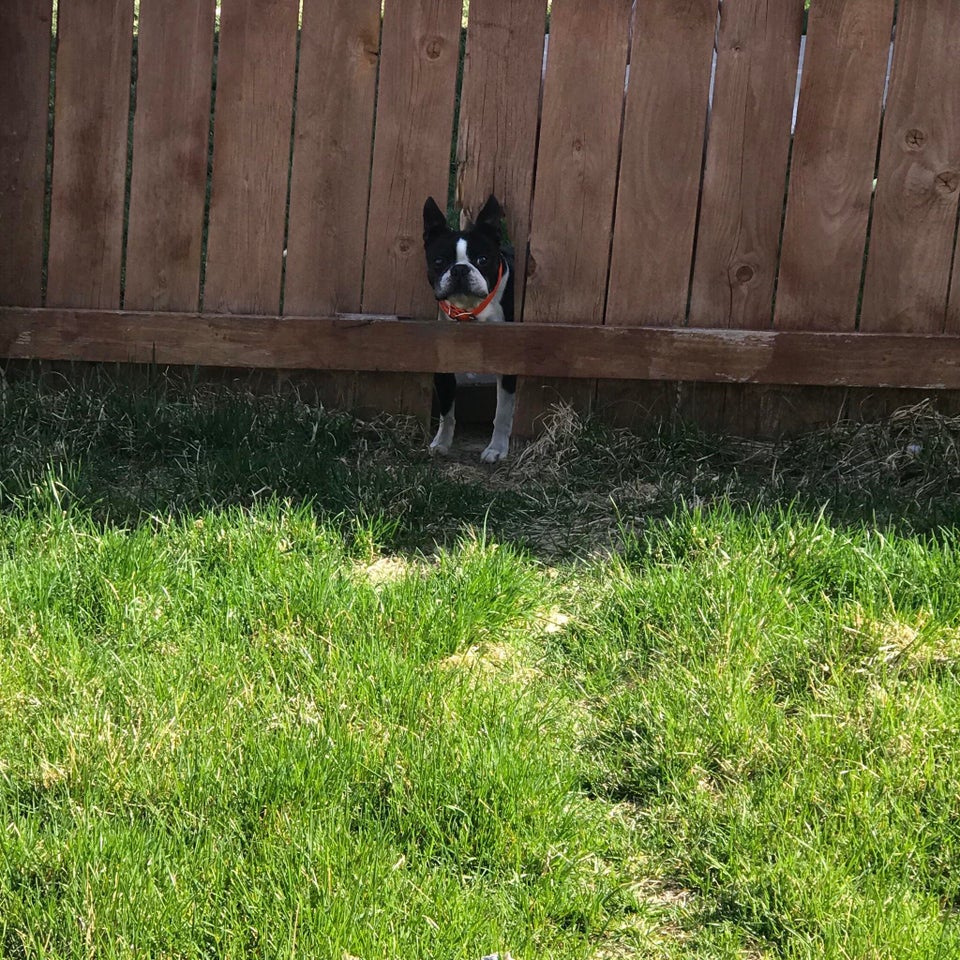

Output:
xmin=450 ymin=263 xmax=471 ymax=280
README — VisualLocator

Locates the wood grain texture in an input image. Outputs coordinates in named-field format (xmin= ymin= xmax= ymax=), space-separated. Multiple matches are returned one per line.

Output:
xmin=46 ymin=0 xmax=134 ymax=309
xmin=124 ymin=0 xmax=216 ymax=311
xmin=689 ymin=0 xmax=804 ymax=329
xmin=361 ymin=0 xmax=463 ymax=316
xmin=860 ymin=0 xmax=960 ymax=333
xmin=2 ymin=307 xmax=957 ymax=390
xmin=0 ymin=0 xmax=52 ymax=307
xmin=359 ymin=0 xmax=463 ymax=427
xmin=284 ymin=0 xmax=380 ymax=315
xmin=518 ymin=0 xmax=632 ymax=434
xmin=203 ymin=0 xmax=299 ymax=314
xmin=598 ymin=0 xmax=717 ymax=434
xmin=685 ymin=0 xmax=803 ymax=435
xmin=455 ymin=0 xmax=546 ymax=312
xmin=280 ymin=0 xmax=383 ymax=420
xmin=775 ymin=0 xmax=894 ymax=331
xmin=524 ymin=0 xmax=631 ymax=325
xmin=606 ymin=0 xmax=717 ymax=326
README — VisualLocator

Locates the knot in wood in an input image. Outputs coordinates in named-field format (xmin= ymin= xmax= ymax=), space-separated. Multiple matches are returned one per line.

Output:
xmin=935 ymin=171 xmax=959 ymax=194
xmin=423 ymin=36 xmax=444 ymax=60
xmin=734 ymin=264 xmax=754 ymax=284
xmin=905 ymin=128 xmax=926 ymax=149
xmin=354 ymin=34 xmax=380 ymax=65
xmin=396 ymin=236 xmax=413 ymax=255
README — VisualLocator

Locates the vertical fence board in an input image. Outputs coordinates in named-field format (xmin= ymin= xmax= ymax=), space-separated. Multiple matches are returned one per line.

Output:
xmin=456 ymin=0 xmax=546 ymax=312
xmin=606 ymin=0 xmax=716 ymax=326
xmin=0 ymin=0 xmax=52 ymax=307
xmin=46 ymin=0 xmax=134 ymax=309
xmin=281 ymin=0 xmax=383 ymax=419
xmin=684 ymin=0 xmax=803 ymax=435
xmin=763 ymin=0 xmax=896 ymax=438
xmin=598 ymin=0 xmax=716 ymax=430
xmin=775 ymin=0 xmax=893 ymax=331
xmin=689 ymin=0 xmax=803 ymax=329
xmin=523 ymin=0 xmax=631 ymax=325
xmin=361 ymin=0 xmax=462 ymax=316
xmin=360 ymin=0 xmax=463 ymax=424
xmin=517 ymin=0 xmax=632 ymax=435
xmin=125 ymin=0 xmax=216 ymax=311
xmin=204 ymin=0 xmax=298 ymax=315
xmin=285 ymin=0 xmax=380 ymax=316
xmin=860 ymin=0 xmax=960 ymax=333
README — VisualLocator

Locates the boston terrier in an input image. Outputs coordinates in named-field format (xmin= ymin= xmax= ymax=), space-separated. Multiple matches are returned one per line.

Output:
xmin=422 ymin=194 xmax=516 ymax=463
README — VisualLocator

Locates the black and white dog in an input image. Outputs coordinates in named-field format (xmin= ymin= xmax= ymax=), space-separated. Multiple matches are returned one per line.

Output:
xmin=423 ymin=194 xmax=516 ymax=463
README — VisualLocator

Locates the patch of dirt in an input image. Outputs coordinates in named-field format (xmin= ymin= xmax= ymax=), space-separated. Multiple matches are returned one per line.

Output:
xmin=437 ymin=641 xmax=541 ymax=684
xmin=357 ymin=556 xmax=419 ymax=584
xmin=430 ymin=428 xmax=523 ymax=489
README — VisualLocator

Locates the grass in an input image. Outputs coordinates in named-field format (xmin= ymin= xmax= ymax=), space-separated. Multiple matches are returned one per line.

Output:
xmin=3 ymin=506 xmax=606 ymax=957
xmin=573 ymin=510 xmax=960 ymax=957
xmin=1 ymin=371 xmax=959 ymax=958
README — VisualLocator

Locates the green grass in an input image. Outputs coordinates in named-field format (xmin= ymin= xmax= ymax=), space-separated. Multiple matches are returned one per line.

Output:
xmin=1 ymin=373 xmax=959 ymax=958
xmin=2 ymin=505 xmax=613 ymax=957
xmin=569 ymin=509 xmax=960 ymax=957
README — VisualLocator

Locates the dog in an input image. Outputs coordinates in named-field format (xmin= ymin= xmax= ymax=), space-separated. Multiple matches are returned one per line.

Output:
xmin=422 ymin=194 xmax=516 ymax=463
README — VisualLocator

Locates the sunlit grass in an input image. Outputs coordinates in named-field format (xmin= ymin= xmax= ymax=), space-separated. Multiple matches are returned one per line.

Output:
xmin=1 ymin=376 xmax=958 ymax=957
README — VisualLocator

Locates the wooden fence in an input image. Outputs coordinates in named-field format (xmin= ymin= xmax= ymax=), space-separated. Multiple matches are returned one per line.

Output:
xmin=2 ymin=0 xmax=960 ymax=436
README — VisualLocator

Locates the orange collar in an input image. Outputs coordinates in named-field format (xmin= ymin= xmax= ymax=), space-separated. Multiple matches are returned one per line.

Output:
xmin=438 ymin=260 xmax=504 ymax=322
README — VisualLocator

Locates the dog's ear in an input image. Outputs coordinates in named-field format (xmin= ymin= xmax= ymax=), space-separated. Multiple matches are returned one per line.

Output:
xmin=475 ymin=195 xmax=502 ymax=236
xmin=423 ymin=197 xmax=448 ymax=245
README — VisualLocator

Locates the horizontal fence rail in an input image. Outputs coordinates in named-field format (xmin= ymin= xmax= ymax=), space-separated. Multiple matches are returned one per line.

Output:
xmin=2 ymin=0 xmax=960 ymax=435
xmin=1 ymin=309 xmax=958 ymax=390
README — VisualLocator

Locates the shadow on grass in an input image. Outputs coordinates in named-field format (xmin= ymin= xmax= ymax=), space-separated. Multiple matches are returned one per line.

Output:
xmin=1 ymin=365 xmax=958 ymax=557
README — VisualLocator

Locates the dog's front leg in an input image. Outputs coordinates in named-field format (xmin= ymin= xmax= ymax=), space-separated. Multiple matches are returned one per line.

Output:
xmin=481 ymin=375 xmax=516 ymax=463
xmin=431 ymin=372 xmax=457 ymax=455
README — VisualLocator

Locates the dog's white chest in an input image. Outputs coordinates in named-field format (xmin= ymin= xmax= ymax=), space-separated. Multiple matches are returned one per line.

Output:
xmin=474 ymin=302 xmax=505 ymax=323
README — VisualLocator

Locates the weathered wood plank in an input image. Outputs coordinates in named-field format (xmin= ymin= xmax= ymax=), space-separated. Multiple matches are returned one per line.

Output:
xmin=686 ymin=0 xmax=803 ymax=435
xmin=0 ymin=0 xmax=52 ymax=307
xmin=775 ymin=0 xmax=894 ymax=331
xmin=860 ymin=0 xmax=960 ymax=333
xmin=46 ymin=0 xmax=134 ymax=309
xmin=524 ymin=0 xmax=631 ymax=325
xmin=762 ymin=0 xmax=896 ymax=432
xmin=2 ymin=307 xmax=958 ymax=390
xmin=359 ymin=0 xmax=463 ymax=426
xmin=125 ymin=0 xmax=216 ymax=311
xmin=361 ymin=0 xmax=463 ymax=316
xmin=606 ymin=0 xmax=716 ymax=327
xmin=280 ymin=0 xmax=385 ymax=421
xmin=599 ymin=0 xmax=717 ymax=431
xmin=456 ymin=0 xmax=546 ymax=311
xmin=203 ymin=0 xmax=299 ymax=314
xmin=284 ymin=0 xmax=380 ymax=316
xmin=689 ymin=0 xmax=804 ymax=329
xmin=519 ymin=0 xmax=632 ymax=433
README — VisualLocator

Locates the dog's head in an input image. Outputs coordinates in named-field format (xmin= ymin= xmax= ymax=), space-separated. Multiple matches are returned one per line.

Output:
xmin=423 ymin=195 xmax=503 ymax=308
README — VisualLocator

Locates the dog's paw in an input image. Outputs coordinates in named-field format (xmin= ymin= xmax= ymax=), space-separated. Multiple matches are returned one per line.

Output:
xmin=430 ymin=420 xmax=455 ymax=456
xmin=480 ymin=442 xmax=508 ymax=463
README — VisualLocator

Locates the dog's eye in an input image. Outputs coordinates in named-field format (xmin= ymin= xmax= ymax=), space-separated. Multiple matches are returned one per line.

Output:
xmin=476 ymin=256 xmax=488 ymax=266
xmin=433 ymin=257 xmax=446 ymax=268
